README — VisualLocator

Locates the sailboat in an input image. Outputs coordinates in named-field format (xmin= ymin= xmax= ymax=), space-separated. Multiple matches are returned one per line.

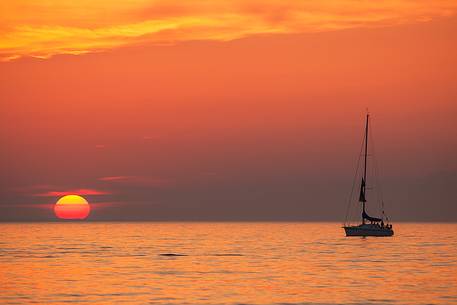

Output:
xmin=343 ymin=113 xmax=394 ymax=237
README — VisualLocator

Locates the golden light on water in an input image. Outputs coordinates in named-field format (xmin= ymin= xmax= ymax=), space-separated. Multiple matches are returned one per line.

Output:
xmin=1 ymin=223 xmax=457 ymax=304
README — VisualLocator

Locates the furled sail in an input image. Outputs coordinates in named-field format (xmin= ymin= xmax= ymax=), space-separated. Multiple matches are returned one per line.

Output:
xmin=359 ymin=178 xmax=366 ymax=202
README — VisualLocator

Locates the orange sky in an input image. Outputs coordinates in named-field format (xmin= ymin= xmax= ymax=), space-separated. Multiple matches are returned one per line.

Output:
xmin=0 ymin=1 xmax=456 ymax=221
xmin=1 ymin=0 xmax=457 ymax=60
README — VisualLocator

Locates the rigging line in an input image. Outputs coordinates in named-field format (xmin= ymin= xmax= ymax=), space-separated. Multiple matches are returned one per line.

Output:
xmin=371 ymin=122 xmax=391 ymax=222
xmin=343 ymin=125 xmax=365 ymax=226
xmin=368 ymin=122 xmax=380 ymax=216
xmin=369 ymin=119 xmax=385 ymax=219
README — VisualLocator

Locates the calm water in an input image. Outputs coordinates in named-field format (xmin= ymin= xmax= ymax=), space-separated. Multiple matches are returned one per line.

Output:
xmin=1 ymin=223 xmax=456 ymax=305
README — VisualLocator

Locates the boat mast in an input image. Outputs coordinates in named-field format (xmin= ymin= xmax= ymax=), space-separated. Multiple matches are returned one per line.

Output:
xmin=362 ymin=113 xmax=369 ymax=224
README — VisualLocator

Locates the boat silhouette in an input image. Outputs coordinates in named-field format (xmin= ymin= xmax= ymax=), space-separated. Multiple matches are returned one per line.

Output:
xmin=343 ymin=113 xmax=394 ymax=237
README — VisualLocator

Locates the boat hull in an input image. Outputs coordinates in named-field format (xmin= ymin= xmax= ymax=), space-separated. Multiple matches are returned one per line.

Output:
xmin=344 ymin=224 xmax=393 ymax=237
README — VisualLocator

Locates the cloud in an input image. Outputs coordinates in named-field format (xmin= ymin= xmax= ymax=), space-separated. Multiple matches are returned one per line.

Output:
xmin=143 ymin=135 xmax=161 ymax=140
xmin=1 ymin=0 xmax=456 ymax=60
xmin=98 ymin=176 xmax=134 ymax=182
xmin=1 ymin=203 xmax=54 ymax=209
xmin=34 ymin=188 xmax=110 ymax=197
xmin=12 ymin=184 xmax=56 ymax=193
xmin=98 ymin=175 xmax=172 ymax=187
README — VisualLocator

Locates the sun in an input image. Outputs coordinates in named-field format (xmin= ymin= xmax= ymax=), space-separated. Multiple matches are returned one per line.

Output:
xmin=54 ymin=195 xmax=91 ymax=220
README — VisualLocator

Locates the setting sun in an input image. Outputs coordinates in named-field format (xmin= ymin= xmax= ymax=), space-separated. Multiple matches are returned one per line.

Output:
xmin=54 ymin=195 xmax=91 ymax=220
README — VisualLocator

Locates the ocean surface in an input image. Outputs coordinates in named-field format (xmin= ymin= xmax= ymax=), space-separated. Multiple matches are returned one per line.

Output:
xmin=1 ymin=222 xmax=456 ymax=305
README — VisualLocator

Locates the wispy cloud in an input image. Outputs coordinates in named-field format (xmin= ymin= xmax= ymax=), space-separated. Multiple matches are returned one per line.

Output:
xmin=98 ymin=176 xmax=134 ymax=182
xmin=12 ymin=184 xmax=56 ymax=193
xmin=99 ymin=175 xmax=172 ymax=187
xmin=143 ymin=135 xmax=161 ymax=140
xmin=34 ymin=189 xmax=110 ymax=197
xmin=1 ymin=0 xmax=456 ymax=60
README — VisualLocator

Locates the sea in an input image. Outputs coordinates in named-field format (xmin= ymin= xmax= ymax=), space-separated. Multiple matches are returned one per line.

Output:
xmin=1 ymin=222 xmax=456 ymax=305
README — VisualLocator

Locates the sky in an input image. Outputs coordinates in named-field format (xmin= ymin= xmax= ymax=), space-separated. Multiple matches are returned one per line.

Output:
xmin=0 ymin=1 xmax=456 ymax=221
